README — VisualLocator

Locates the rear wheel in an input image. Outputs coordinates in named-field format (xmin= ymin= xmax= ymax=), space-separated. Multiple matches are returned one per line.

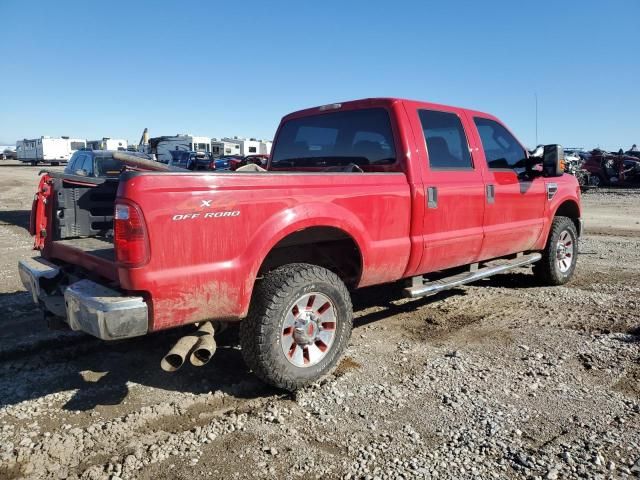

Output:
xmin=240 ymin=263 xmax=353 ymax=391
xmin=590 ymin=174 xmax=605 ymax=187
xmin=533 ymin=216 xmax=578 ymax=285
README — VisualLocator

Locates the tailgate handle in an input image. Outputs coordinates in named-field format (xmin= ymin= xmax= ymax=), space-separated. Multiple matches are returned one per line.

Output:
xmin=427 ymin=186 xmax=438 ymax=209
xmin=486 ymin=184 xmax=495 ymax=204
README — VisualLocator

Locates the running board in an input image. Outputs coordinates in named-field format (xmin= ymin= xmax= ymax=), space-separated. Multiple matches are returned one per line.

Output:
xmin=404 ymin=253 xmax=542 ymax=298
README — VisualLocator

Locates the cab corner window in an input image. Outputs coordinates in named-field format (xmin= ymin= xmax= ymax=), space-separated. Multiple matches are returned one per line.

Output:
xmin=419 ymin=110 xmax=473 ymax=169
xmin=474 ymin=117 xmax=527 ymax=170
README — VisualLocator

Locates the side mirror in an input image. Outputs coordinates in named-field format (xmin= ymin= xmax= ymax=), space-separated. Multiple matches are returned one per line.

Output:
xmin=543 ymin=145 xmax=565 ymax=177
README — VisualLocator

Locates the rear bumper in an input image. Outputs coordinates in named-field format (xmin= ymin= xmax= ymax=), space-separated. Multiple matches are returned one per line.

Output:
xmin=18 ymin=257 xmax=148 ymax=340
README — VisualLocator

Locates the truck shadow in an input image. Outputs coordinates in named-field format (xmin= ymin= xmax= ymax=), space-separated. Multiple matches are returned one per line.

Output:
xmin=0 ymin=209 xmax=30 ymax=231
xmin=0 ymin=283 xmax=467 ymax=411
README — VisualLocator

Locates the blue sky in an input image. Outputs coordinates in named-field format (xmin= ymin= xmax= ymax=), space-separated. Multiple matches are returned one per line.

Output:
xmin=1 ymin=0 xmax=638 ymax=150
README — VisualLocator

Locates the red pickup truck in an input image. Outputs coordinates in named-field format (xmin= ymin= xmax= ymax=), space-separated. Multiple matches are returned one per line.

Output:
xmin=19 ymin=98 xmax=582 ymax=390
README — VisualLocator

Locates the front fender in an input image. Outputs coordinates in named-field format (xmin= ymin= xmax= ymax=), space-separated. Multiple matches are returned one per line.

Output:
xmin=534 ymin=190 xmax=582 ymax=250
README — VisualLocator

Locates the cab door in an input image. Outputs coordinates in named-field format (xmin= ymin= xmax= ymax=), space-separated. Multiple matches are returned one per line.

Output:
xmin=466 ymin=114 xmax=546 ymax=260
xmin=408 ymin=106 xmax=486 ymax=274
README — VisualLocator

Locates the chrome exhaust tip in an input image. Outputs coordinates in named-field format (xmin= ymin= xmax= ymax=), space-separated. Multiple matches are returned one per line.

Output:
xmin=161 ymin=334 xmax=199 ymax=372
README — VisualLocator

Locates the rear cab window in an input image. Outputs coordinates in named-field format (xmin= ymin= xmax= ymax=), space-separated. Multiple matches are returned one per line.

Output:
xmin=95 ymin=155 xmax=124 ymax=177
xmin=270 ymin=108 xmax=398 ymax=171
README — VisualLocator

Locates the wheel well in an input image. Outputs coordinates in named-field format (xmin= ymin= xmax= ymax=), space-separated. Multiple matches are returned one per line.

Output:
xmin=555 ymin=200 xmax=581 ymax=234
xmin=258 ymin=227 xmax=362 ymax=288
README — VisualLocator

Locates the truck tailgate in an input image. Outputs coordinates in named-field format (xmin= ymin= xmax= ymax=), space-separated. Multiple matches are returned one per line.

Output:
xmin=46 ymin=238 xmax=117 ymax=280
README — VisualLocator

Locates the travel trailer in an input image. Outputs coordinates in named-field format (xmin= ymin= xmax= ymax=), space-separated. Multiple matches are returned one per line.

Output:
xmin=86 ymin=138 xmax=128 ymax=151
xmin=17 ymin=137 xmax=86 ymax=165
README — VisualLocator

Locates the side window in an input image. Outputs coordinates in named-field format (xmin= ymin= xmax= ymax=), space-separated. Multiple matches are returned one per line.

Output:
xmin=474 ymin=117 xmax=527 ymax=170
xmin=419 ymin=110 xmax=472 ymax=169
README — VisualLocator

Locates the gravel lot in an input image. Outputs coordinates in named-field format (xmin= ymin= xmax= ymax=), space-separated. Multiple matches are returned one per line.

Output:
xmin=0 ymin=161 xmax=639 ymax=479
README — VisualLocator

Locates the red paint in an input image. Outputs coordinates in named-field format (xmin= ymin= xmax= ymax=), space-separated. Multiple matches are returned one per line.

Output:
xmin=32 ymin=98 xmax=581 ymax=334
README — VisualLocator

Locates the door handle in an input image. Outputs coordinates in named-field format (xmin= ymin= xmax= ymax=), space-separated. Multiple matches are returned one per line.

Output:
xmin=486 ymin=184 xmax=495 ymax=204
xmin=427 ymin=186 xmax=438 ymax=209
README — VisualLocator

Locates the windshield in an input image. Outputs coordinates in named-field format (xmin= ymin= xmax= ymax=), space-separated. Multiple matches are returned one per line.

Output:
xmin=270 ymin=108 xmax=397 ymax=170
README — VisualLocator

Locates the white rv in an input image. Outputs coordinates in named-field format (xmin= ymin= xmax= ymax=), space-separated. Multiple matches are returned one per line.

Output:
xmin=217 ymin=137 xmax=272 ymax=157
xmin=86 ymin=138 xmax=128 ymax=151
xmin=17 ymin=136 xmax=86 ymax=165
xmin=211 ymin=138 xmax=242 ymax=158
xmin=260 ymin=140 xmax=273 ymax=155
xmin=149 ymin=135 xmax=211 ymax=163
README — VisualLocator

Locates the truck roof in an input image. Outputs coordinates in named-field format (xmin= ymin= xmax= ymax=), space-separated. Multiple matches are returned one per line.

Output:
xmin=282 ymin=97 xmax=498 ymax=123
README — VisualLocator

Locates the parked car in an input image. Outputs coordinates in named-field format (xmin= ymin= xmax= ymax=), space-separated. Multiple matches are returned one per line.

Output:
xmin=168 ymin=150 xmax=215 ymax=171
xmin=225 ymin=154 xmax=268 ymax=171
xmin=63 ymin=150 xmax=154 ymax=179
xmin=1 ymin=147 xmax=17 ymax=160
xmin=214 ymin=155 xmax=243 ymax=170
xmin=581 ymin=149 xmax=640 ymax=186
xmin=20 ymin=97 xmax=582 ymax=391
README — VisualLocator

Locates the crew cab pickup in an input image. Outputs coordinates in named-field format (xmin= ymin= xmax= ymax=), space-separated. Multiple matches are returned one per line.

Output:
xmin=19 ymin=98 xmax=582 ymax=390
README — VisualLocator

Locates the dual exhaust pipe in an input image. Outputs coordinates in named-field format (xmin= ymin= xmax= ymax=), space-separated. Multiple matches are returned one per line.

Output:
xmin=161 ymin=321 xmax=224 ymax=372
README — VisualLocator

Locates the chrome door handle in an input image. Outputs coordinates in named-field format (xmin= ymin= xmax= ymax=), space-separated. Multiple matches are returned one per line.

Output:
xmin=427 ymin=186 xmax=438 ymax=209
xmin=486 ymin=184 xmax=495 ymax=204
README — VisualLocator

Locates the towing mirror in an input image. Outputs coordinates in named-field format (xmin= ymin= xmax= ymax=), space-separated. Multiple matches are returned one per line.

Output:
xmin=542 ymin=145 xmax=565 ymax=177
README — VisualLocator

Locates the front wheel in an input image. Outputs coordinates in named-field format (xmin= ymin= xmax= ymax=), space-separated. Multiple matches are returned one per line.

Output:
xmin=533 ymin=216 xmax=578 ymax=285
xmin=240 ymin=263 xmax=353 ymax=391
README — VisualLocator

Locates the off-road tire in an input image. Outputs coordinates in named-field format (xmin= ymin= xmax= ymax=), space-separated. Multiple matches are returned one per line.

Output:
xmin=533 ymin=216 xmax=578 ymax=286
xmin=240 ymin=263 xmax=353 ymax=391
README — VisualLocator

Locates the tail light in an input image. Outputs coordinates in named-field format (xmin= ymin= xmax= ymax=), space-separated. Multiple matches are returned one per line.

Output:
xmin=114 ymin=202 xmax=150 ymax=266
xmin=209 ymin=160 xmax=216 ymax=170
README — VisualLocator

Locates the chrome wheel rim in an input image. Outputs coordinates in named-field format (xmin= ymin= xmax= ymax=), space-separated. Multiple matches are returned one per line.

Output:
xmin=556 ymin=230 xmax=574 ymax=273
xmin=280 ymin=292 xmax=337 ymax=368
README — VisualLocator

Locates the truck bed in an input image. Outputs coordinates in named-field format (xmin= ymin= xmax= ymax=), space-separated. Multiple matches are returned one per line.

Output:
xmin=54 ymin=238 xmax=115 ymax=261
xmin=46 ymin=237 xmax=117 ymax=281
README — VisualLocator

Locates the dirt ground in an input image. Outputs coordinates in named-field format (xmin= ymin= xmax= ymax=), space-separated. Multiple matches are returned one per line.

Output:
xmin=0 ymin=161 xmax=638 ymax=479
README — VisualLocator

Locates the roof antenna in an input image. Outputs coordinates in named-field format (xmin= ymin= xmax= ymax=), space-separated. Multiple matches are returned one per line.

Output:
xmin=535 ymin=92 xmax=539 ymax=146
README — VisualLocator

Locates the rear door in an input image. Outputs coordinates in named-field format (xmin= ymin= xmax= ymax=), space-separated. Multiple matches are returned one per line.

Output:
xmin=409 ymin=106 xmax=486 ymax=273
xmin=467 ymin=115 xmax=546 ymax=260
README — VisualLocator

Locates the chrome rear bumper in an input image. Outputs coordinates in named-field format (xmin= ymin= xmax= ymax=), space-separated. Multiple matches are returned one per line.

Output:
xmin=18 ymin=257 xmax=148 ymax=340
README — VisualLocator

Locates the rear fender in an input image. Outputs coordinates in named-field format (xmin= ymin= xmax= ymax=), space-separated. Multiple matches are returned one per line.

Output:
xmin=238 ymin=202 xmax=372 ymax=315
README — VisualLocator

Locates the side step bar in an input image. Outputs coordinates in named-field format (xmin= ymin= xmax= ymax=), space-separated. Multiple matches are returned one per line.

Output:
xmin=404 ymin=252 xmax=542 ymax=298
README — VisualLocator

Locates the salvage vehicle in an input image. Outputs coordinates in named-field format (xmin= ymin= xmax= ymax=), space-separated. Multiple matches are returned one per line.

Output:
xmin=19 ymin=98 xmax=583 ymax=391
xmin=581 ymin=149 xmax=640 ymax=186
xmin=563 ymin=149 xmax=590 ymax=187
